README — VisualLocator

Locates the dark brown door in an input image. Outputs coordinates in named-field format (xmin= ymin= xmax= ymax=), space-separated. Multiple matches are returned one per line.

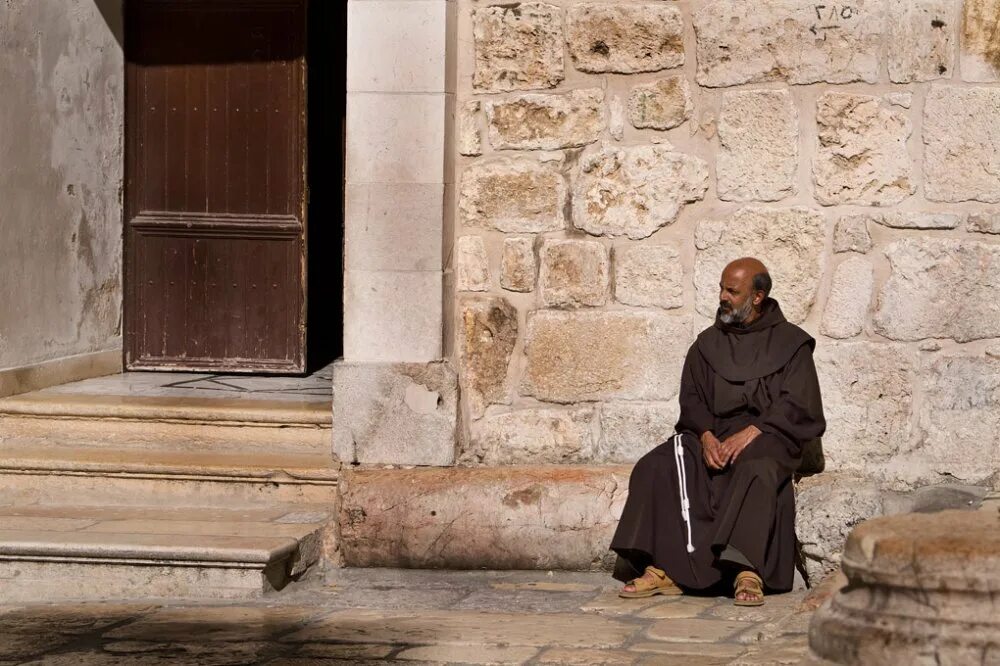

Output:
xmin=125 ymin=0 xmax=307 ymax=373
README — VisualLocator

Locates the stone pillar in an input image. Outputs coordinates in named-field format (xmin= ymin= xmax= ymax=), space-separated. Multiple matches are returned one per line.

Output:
xmin=808 ymin=510 xmax=1000 ymax=664
xmin=335 ymin=0 xmax=458 ymax=465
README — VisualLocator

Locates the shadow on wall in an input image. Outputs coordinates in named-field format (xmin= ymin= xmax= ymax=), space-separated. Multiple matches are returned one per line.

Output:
xmin=93 ymin=0 xmax=124 ymax=48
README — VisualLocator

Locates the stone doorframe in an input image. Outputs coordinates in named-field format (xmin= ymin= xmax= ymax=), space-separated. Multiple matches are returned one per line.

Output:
xmin=333 ymin=0 xmax=460 ymax=466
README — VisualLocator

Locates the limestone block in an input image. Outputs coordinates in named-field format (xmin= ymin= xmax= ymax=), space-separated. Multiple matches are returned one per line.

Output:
xmin=903 ymin=355 xmax=1000 ymax=486
xmin=566 ymin=4 xmax=684 ymax=74
xmin=458 ymin=297 xmax=518 ymax=421
xmin=343 ymin=270 xmax=442 ymax=363
xmin=814 ymin=342 xmax=915 ymax=476
xmin=455 ymin=236 xmax=490 ymax=292
xmin=333 ymin=361 xmax=458 ymax=466
xmin=539 ymin=239 xmax=610 ymax=308
xmin=597 ymin=401 xmax=678 ymax=463
xmin=464 ymin=407 xmax=596 ymax=464
xmin=877 ymin=211 xmax=963 ymax=229
xmin=884 ymin=92 xmax=913 ymax=108
xmin=346 ymin=92 xmax=445 ymax=184
xmin=521 ymin=310 xmax=690 ymax=403
xmin=795 ymin=474 xmax=885 ymax=582
xmin=813 ymin=92 xmax=914 ymax=206
xmin=609 ymin=95 xmax=624 ymax=141
xmin=459 ymin=158 xmax=566 ymax=233
xmin=888 ymin=0 xmax=959 ymax=82
xmin=833 ymin=215 xmax=874 ymax=254
xmin=961 ymin=0 xmax=1000 ymax=82
xmin=613 ymin=245 xmax=683 ymax=310
xmin=694 ymin=207 xmax=825 ymax=324
xmin=874 ymin=239 xmax=1000 ymax=342
xmin=627 ymin=76 xmax=692 ymax=130
xmin=458 ymin=101 xmax=482 ymax=157
xmin=486 ymin=88 xmax=606 ymax=151
xmin=968 ymin=212 xmax=1000 ymax=234
xmin=345 ymin=182 xmax=443 ymax=271
xmin=339 ymin=465 xmax=630 ymax=569
xmin=925 ymin=85 xmax=1000 ymax=202
xmin=573 ymin=144 xmax=709 ymax=240
xmin=694 ymin=1 xmax=885 ymax=87
xmin=472 ymin=3 xmax=564 ymax=92
xmin=820 ymin=256 xmax=874 ymax=339
xmin=717 ymin=89 xmax=798 ymax=203
xmin=501 ymin=238 xmax=537 ymax=293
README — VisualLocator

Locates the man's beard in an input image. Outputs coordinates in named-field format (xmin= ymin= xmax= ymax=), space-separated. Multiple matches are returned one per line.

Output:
xmin=719 ymin=298 xmax=755 ymax=326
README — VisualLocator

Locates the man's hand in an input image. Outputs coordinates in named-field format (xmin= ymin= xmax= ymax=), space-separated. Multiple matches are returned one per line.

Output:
xmin=720 ymin=425 xmax=762 ymax=465
xmin=700 ymin=431 xmax=726 ymax=470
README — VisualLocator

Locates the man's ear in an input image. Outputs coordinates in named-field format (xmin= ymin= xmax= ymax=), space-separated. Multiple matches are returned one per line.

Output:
xmin=753 ymin=291 xmax=765 ymax=306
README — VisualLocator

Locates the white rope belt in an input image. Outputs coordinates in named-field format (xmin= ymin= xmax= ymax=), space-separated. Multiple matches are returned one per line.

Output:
xmin=672 ymin=433 xmax=695 ymax=553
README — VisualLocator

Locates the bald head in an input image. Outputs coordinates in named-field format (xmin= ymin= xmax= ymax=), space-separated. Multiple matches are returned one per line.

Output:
xmin=718 ymin=257 xmax=771 ymax=326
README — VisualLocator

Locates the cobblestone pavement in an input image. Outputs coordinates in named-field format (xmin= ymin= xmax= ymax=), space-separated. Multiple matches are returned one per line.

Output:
xmin=0 ymin=569 xmax=815 ymax=665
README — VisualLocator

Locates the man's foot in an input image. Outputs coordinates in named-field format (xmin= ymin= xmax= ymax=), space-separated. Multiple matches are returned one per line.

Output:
xmin=619 ymin=565 xmax=683 ymax=599
xmin=734 ymin=570 xmax=765 ymax=606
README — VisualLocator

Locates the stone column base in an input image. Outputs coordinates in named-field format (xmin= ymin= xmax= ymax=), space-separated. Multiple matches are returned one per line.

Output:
xmin=333 ymin=360 xmax=458 ymax=466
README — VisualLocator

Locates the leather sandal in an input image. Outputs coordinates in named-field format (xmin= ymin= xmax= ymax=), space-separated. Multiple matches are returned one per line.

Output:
xmin=619 ymin=565 xmax=683 ymax=599
xmin=734 ymin=570 xmax=765 ymax=606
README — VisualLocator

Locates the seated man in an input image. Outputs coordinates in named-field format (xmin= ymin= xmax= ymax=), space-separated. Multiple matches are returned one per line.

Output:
xmin=610 ymin=257 xmax=826 ymax=606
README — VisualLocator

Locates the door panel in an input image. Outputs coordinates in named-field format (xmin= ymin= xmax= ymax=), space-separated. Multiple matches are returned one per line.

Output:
xmin=125 ymin=0 xmax=307 ymax=373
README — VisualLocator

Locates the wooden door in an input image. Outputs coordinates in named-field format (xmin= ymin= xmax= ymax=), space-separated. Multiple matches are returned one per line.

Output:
xmin=125 ymin=0 xmax=307 ymax=373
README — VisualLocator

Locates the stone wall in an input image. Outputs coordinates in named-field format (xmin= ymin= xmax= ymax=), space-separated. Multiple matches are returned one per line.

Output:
xmin=0 ymin=1 xmax=124 ymax=372
xmin=450 ymin=0 xmax=1000 ymax=569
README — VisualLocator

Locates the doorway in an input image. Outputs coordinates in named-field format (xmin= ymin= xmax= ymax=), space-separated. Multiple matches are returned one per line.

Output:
xmin=123 ymin=0 xmax=344 ymax=375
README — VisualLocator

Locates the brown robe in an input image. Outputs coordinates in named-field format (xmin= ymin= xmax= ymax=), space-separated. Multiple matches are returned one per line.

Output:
xmin=610 ymin=298 xmax=826 ymax=592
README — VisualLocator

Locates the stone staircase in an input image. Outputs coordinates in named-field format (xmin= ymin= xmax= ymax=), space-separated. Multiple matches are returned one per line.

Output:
xmin=0 ymin=391 xmax=339 ymax=601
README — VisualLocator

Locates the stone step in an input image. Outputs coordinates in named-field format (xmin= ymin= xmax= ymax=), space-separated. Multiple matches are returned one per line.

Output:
xmin=0 ymin=438 xmax=340 ymax=507
xmin=0 ymin=393 xmax=332 ymax=455
xmin=0 ymin=504 xmax=331 ymax=601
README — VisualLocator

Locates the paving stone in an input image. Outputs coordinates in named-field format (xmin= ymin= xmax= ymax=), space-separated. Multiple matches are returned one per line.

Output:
xmin=636 ymin=597 xmax=716 ymax=619
xmin=283 ymin=610 xmax=637 ymax=649
xmin=295 ymin=643 xmax=396 ymax=659
xmin=396 ymin=644 xmax=538 ymax=664
xmin=104 ymin=606 xmax=324 ymax=642
xmin=580 ymin=590 xmax=665 ymax=616
xmin=473 ymin=2 xmax=564 ymax=92
xmin=102 ymin=641 xmax=270 ymax=663
xmin=537 ymin=648 xmax=638 ymax=665
xmin=630 ymin=641 xmax=747 ymax=658
xmin=718 ymin=89 xmax=798 ymax=202
xmin=455 ymin=588 xmax=597 ymax=614
xmin=0 ymin=634 xmax=77 ymax=661
xmin=646 ymin=618 xmax=753 ymax=643
xmin=566 ymin=4 xmax=684 ymax=74
xmin=17 ymin=653 xmax=245 ymax=666
xmin=490 ymin=581 xmax=598 ymax=593
xmin=730 ymin=634 xmax=810 ymax=665
xmin=705 ymin=592 xmax=805 ymax=622
xmin=1 ymin=602 xmax=155 ymax=635
xmin=694 ymin=0 xmax=884 ymax=87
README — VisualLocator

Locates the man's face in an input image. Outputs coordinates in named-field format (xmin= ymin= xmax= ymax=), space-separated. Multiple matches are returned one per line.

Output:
xmin=718 ymin=268 xmax=758 ymax=325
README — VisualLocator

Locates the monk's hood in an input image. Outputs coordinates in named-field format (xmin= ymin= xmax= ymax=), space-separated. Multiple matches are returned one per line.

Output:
xmin=696 ymin=298 xmax=814 ymax=382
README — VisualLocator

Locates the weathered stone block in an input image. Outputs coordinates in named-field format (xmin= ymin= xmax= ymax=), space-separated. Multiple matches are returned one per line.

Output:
xmin=906 ymin=355 xmax=1000 ymax=485
xmin=694 ymin=0 xmax=885 ymax=87
xmin=609 ymin=94 xmax=625 ymax=141
xmin=539 ymin=239 xmax=610 ymax=308
xmin=813 ymin=92 xmax=914 ymax=206
xmin=877 ymin=211 xmax=963 ymax=229
xmin=888 ymin=0 xmax=958 ymax=82
xmin=961 ymin=0 xmax=1000 ymax=82
xmin=566 ymin=4 xmax=684 ymax=74
xmin=613 ymin=244 xmax=683 ymax=310
xmin=464 ymin=407 xmax=596 ymax=464
xmin=458 ymin=297 xmax=518 ymax=421
xmin=501 ymin=237 xmax=537 ymax=293
xmin=573 ymin=144 xmax=708 ymax=240
xmin=472 ymin=3 xmax=564 ymax=92
xmin=459 ymin=158 xmax=566 ymax=233
xmin=521 ymin=310 xmax=690 ymax=403
xmin=814 ymin=342 xmax=914 ymax=477
xmin=717 ymin=89 xmax=798 ymax=202
xmin=874 ymin=239 xmax=1000 ymax=342
xmin=694 ymin=207 xmax=825 ymax=324
xmin=486 ymin=89 xmax=605 ymax=151
xmin=627 ymin=76 xmax=692 ymax=130
xmin=339 ymin=466 xmax=630 ymax=569
xmin=458 ymin=101 xmax=482 ymax=157
xmin=925 ymin=85 xmax=1000 ymax=202
xmin=795 ymin=474 xmax=885 ymax=582
xmin=333 ymin=362 xmax=458 ymax=466
xmin=833 ymin=215 xmax=874 ymax=254
xmin=820 ymin=256 xmax=874 ymax=339
xmin=597 ymin=402 xmax=678 ymax=463
xmin=968 ymin=211 xmax=1000 ymax=234
xmin=455 ymin=236 xmax=490 ymax=292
